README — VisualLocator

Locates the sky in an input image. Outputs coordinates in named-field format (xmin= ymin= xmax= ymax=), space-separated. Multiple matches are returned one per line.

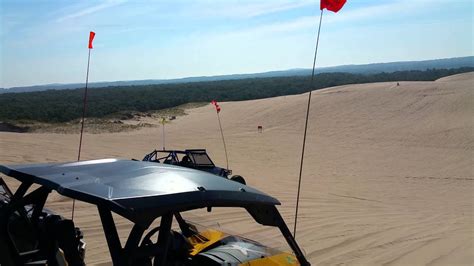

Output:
xmin=0 ymin=0 xmax=472 ymax=88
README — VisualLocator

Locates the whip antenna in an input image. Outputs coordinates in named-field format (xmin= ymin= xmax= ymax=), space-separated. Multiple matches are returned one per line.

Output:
xmin=294 ymin=0 xmax=346 ymax=238
xmin=161 ymin=117 xmax=166 ymax=150
xmin=211 ymin=100 xmax=229 ymax=169
xmin=294 ymin=9 xmax=323 ymax=238
xmin=72 ymin=31 xmax=95 ymax=220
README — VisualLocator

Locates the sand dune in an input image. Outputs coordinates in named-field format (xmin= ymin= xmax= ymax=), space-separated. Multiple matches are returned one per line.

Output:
xmin=1 ymin=72 xmax=473 ymax=265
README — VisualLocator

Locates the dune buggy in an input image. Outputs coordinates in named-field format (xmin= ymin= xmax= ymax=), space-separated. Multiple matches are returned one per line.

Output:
xmin=143 ymin=149 xmax=246 ymax=184
xmin=0 ymin=159 xmax=309 ymax=265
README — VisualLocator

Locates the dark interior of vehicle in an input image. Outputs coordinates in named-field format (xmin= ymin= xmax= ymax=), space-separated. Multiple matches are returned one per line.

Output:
xmin=0 ymin=179 xmax=85 ymax=266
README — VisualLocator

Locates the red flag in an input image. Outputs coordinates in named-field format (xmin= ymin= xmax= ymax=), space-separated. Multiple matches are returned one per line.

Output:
xmin=88 ymin=31 xmax=96 ymax=49
xmin=320 ymin=0 xmax=346 ymax=13
xmin=211 ymin=100 xmax=221 ymax=113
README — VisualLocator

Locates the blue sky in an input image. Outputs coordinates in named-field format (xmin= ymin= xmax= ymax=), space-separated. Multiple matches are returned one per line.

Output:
xmin=1 ymin=0 xmax=472 ymax=88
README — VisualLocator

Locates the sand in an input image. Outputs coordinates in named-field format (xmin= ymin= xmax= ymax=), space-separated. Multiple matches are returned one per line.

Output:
xmin=1 ymin=72 xmax=473 ymax=265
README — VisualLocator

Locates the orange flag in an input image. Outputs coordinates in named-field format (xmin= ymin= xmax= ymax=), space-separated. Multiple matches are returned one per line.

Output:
xmin=88 ymin=31 xmax=95 ymax=49
xmin=211 ymin=100 xmax=221 ymax=113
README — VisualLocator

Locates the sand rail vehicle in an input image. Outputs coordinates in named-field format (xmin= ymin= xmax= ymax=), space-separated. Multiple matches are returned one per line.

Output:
xmin=0 ymin=159 xmax=309 ymax=265
xmin=143 ymin=149 xmax=246 ymax=185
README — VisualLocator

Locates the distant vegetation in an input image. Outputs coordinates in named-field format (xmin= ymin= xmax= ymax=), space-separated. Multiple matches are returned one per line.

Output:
xmin=0 ymin=67 xmax=472 ymax=123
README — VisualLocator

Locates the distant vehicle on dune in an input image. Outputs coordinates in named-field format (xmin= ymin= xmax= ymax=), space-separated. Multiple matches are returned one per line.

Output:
xmin=143 ymin=149 xmax=246 ymax=185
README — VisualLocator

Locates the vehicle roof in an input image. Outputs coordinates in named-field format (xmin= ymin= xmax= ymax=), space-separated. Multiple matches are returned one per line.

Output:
xmin=0 ymin=159 xmax=279 ymax=224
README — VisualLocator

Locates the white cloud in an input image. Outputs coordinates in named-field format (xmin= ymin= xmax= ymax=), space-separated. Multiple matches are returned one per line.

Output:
xmin=324 ymin=0 xmax=438 ymax=24
xmin=181 ymin=0 xmax=315 ymax=19
xmin=55 ymin=0 xmax=126 ymax=22
xmin=209 ymin=0 xmax=445 ymax=39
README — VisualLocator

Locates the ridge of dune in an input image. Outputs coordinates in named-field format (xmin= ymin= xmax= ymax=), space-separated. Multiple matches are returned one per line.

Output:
xmin=436 ymin=71 xmax=474 ymax=82
xmin=1 ymin=72 xmax=473 ymax=265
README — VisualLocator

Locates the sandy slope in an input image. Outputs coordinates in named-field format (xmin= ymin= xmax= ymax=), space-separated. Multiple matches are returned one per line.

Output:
xmin=1 ymin=73 xmax=473 ymax=265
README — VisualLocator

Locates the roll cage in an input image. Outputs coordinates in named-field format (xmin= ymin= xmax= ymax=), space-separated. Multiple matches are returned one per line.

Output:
xmin=143 ymin=149 xmax=232 ymax=178
xmin=143 ymin=149 xmax=215 ymax=168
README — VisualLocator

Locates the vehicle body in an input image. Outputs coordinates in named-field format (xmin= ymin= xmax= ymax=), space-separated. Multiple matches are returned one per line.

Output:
xmin=143 ymin=149 xmax=246 ymax=184
xmin=0 ymin=159 xmax=309 ymax=265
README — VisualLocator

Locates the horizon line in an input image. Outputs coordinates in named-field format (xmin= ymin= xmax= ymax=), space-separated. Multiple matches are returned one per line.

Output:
xmin=2 ymin=55 xmax=473 ymax=90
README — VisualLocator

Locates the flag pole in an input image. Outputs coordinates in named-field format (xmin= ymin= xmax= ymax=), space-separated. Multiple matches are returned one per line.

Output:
xmin=216 ymin=112 xmax=229 ymax=169
xmin=162 ymin=118 xmax=166 ymax=150
xmin=77 ymin=48 xmax=92 ymax=162
xmin=72 ymin=32 xmax=94 ymax=220
xmin=293 ymin=9 xmax=324 ymax=238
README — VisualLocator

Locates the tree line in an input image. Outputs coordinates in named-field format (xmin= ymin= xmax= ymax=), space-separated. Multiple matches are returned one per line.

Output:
xmin=0 ymin=67 xmax=472 ymax=123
